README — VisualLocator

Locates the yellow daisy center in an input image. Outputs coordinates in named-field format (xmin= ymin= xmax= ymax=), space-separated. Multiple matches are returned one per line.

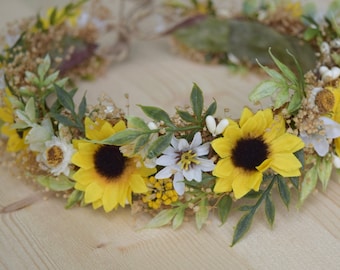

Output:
xmin=178 ymin=150 xmax=200 ymax=170
xmin=315 ymin=89 xmax=335 ymax=113
xmin=46 ymin=145 xmax=64 ymax=167
xmin=232 ymin=137 xmax=269 ymax=171
xmin=94 ymin=145 xmax=126 ymax=181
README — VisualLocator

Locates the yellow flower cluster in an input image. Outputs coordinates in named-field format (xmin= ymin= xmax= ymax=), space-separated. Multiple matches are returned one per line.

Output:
xmin=142 ymin=176 xmax=179 ymax=209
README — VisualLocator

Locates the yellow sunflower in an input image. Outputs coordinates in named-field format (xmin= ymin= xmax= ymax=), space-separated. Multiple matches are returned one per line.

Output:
xmin=0 ymin=89 xmax=27 ymax=152
xmin=72 ymin=117 xmax=156 ymax=212
xmin=211 ymin=108 xmax=304 ymax=199
xmin=326 ymin=85 xmax=340 ymax=156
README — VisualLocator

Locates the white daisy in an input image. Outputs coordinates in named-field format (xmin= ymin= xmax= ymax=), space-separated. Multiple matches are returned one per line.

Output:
xmin=155 ymin=132 xmax=215 ymax=195
xmin=36 ymin=136 xmax=75 ymax=176
xmin=300 ymin=116 xmax=340 ymax=156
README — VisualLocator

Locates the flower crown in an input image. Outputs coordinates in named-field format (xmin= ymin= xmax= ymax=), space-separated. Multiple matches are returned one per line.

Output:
xmin=1 ymin=0 xmax=339 ymax=246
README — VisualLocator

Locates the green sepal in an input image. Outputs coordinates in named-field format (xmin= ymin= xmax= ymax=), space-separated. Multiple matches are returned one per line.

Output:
xmin=217 ymin=194 xmax=232 ymax=225
xmin=36 ymin=174 xmax=75 ymax=192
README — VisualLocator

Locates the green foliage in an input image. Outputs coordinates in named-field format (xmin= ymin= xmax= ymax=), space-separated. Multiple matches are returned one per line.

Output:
xmin=102 ymin=83 xmax=215 ymax=160
xmin=65 ymin=189 xmax=84 ymax=209
xmin=249 ymin=49 xmax=305 ymax=114
xmin=299 ymin=155 xmax=333 ymax=205
xmin=195 ymin=198 xmax=209 ymax=230
xmin=231 ymin=174 xmax=293 ymax=245
xmin=217 ymin=194 xmax=232 ymax=225
xmin=36 ymin=174 xmax=74 ymax=191
xmin=174 ymin=17 xmax=316 ymax=71
xmin=50 ymin=84 xmax=86 ymax=133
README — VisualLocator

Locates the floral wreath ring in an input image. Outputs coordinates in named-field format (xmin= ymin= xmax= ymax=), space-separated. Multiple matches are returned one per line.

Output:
xmin=0 ymin=0 xmax=340 ymax=246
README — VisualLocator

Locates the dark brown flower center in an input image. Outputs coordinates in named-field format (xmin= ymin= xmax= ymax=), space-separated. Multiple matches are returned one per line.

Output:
xmin=231 ymin=137 xmax=269 ymax=171
xmin=94 ymin=145 xmax=126 ymax=180
xmin=46 ymin=146 xmax=64 ymax=167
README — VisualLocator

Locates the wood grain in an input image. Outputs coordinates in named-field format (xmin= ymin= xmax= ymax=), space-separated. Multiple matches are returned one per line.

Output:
xmin=0 ymin=1 xmax=339 ymax=269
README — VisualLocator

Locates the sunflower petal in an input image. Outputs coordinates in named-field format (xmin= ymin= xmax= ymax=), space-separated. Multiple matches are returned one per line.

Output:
xmin=130 ymin=174 xmax=148 ymax=193
xmin=84 ymin=182 xmax=104 ymax=203
xmin=102 ymin=184 xmax=118 ymax=212
xmin=213 ymin=158 xmax=234 ymax=178
xmin=239 ymin=107 xmax=254 ymax=127
xmin=271 ymin=133 xmax=304 ymax=153
xmin=232 ymin=170 xmax=262 ymax=199
xmin=270 ymin=153 xmax=302 ymax=177
xmin=214 ymin=177 xmax=233 ymax=193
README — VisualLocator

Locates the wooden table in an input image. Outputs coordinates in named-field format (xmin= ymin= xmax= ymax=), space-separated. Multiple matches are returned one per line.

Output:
xmin=0 ymin=1 xmax=339 ymax=269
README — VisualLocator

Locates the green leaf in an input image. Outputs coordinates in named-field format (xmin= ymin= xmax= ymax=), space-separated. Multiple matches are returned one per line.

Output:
xmin=217 ymin=195 xmax=232 ymax=225
xmin=139 ymin=105 xmax=175 ymax=127
xmin=287 ymin=90 xmax=303 ymax=114
xmin=265 ymin=193 xmax=275 ymax=227
xmin=195 ymin=198 xmax=209 ymax=230
xmin=268 ymin=48 xmax=297 ymax=84
xmin=231 ymin=210 xmax=255 ymax=246
xmin=257 ymin=60 xmax=286 ymax=81
xmin=38 ymin=54 xmax=51 ymax=80
xmin=36 ymin=175 xmax=75 ymax=192
xmin=145 ymin=209 xmax=177 ymax=228
xmin=147 ymin=132 xmax=173 ymax=159
xmin=204 ymin=99 xmax=217 ymax=118
xmin=78 ymin=94 xmax=87 ymax=120
xmin=290 ymin=177 xmax=299 ymax=189
xmin=102 ymin=129 xmax=144 ymax=145
xmin=191 ymin=83 xmax=204 ymax=121
xmin=25 ymin=97 xmax=37 ymax=123
xmin=317 ymin=156 xmax=333 ymax=191
xmin=177 ymin=110 xmax=196 ymax=123
xmin=133 ymin=134 xmax=150 ymax=154
xmin=172 ymin=207 xmax=185 ymax=230
xmin=238 ymin=205 xmax=253 ymax=211
xmin=299 ymin=166 xmax=318 ymax=205
xmin=277 ymin=176 xmax=291 ymax=209
xmin=249 ymin=80 xmax=279 ymax=103
xmin=44 ymin=71 xmax=59 ymax=86
xmin=55 ymin=84 xmax=75 ymax=112
xmin=127 ymin=116 xmax=149 ymax=130
xmin=273 ymin=84 xmax=290 ymax=109
xmin=65 ymin=189 xmax=84 ymax=209
xmin=50 ymin=112 xmax=78 ymax=128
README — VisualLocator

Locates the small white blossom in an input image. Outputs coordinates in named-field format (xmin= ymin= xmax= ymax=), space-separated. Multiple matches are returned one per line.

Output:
xmin=300 ymin=117 xmax=340 ymax=157
xmin=332 ymin=154 xmax=340 ymax=169
xmin=36 ymin=136 xmax=75 ymax=176
xmin=319 ymin=66 xmax=340 ymax=82
xmin=205 ymin=115 xmax=229 ymax=137
xmin=155 ymin=132 xmax=215 ymax=195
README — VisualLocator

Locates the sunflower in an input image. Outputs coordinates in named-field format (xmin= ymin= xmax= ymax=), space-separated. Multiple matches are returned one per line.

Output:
xmin=72 ymin=117 xmax=156 ymax=212
xmin=0 ymin=89 xmax=28 ymax=152
xmin=211 ymin=108 xmax=304 ymax=199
